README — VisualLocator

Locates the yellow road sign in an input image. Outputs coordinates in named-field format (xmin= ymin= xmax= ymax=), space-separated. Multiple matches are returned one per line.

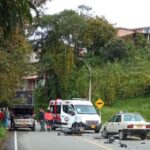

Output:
xmin=95 ymin=98 xmax=105 ymax=109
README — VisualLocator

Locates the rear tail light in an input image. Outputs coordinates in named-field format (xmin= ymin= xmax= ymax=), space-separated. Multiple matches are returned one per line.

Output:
xmin=146 ymin=125 xmax=150 ymax=128
xmin=127 ymin=124 xmax=134 ymax=128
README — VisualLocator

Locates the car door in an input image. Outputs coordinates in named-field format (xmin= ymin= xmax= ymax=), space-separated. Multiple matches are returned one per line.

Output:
xmin=112 ymin=115 xmax=122 ymax=133
xmin=106 ymin=115 xmax=117 ymax=133
xmin=61 ymin=104 xmax=75 ymax=128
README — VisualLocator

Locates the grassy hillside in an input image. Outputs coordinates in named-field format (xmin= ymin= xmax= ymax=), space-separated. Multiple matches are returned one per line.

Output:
xmin=101 ymin=96 xmax=150 ymax=123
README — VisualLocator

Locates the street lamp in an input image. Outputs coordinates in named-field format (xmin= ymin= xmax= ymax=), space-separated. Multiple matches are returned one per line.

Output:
xmin=79 ymin=58 xmax=91 ymax=102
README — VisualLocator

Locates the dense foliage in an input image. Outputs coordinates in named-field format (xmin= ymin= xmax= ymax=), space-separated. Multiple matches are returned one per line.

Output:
xmin=0 ymin=29 xmax=32 ymax=105
xmin=31 ymin=9 xmax=150 ymax=107
xmin=30 ymin=9 xmax=115 ymax=102
xmin=0 ymin=2 xmax=149 ymax=108
xmin=0 ymin=0 xmax=50 ymax=37
xmin=102 ymin=97 xmax=150 ymax=123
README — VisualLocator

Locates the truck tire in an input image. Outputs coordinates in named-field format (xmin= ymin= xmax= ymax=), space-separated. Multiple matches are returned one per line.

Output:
xmin=31 ymin=123 xmax=35 ymax=131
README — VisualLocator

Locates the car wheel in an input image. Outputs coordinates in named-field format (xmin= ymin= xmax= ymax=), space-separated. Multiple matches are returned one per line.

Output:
xmin=119 ymin=131 xmax=125 ymax=140
xmin=31 ymin=124 xmax=35 ymax=131
xmin=15 ymin=127 xmax=18 ymax=131
xmin=124 ymin=134 xmax=127 ymax=138
xmin=140 ymin=134 xmax=146 ymax=140
xmin=102 ymin=129 xmax=108 ymax=138
xmin=13 ymin=126 xmax=17 ymax=131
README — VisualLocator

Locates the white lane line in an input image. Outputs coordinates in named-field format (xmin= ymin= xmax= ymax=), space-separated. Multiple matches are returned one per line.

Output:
xmin=14 ymin=131 xmax=18 ymax=150
xmin=75 ymin=136 xmax=113 ymax=150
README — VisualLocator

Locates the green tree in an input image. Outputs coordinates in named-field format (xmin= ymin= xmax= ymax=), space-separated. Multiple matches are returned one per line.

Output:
xmin=0 ymin=29 xmax=32 ymax=105
xmin=98 ymin=38 xmax=129 ymax=62
xmin=30 ymin=9 xmax=118 ymax=102
xmin=84 ymin=16 xmax=116 ymax=54
xmin=0 ymin=0 xmax=50 ymax=37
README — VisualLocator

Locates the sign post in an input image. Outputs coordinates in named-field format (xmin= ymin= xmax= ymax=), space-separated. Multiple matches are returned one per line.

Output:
xmin=95 ymin=98 xmax=105 ymax=123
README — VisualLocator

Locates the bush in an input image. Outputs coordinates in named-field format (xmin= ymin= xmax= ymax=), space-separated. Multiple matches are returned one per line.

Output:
xmin=0 ymin=124 xmax=6 ymax=139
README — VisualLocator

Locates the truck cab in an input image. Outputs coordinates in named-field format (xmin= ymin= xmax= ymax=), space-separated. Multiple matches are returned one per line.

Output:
xmin=49 ymin=98 xmax=101 ymax=133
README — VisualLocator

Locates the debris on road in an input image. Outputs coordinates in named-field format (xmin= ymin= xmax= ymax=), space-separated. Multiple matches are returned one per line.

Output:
xmin=119 ymin=142 xmax=127 ymax=148
xmin=57 ymin=127 xmax=83 ymax=136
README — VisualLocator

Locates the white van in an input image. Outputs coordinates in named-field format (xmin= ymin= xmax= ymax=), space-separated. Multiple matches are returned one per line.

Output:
xmin=49 ymin=98 xmax=101 ymax=133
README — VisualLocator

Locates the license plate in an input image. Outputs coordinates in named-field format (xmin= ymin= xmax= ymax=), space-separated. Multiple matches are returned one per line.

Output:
xmin=136 ymin=125 xmax=142 ymax=129
xmin=21 ymin=123 xmax=27 ymax=127
xmin=91 ymin=125 xmax=96 ymax=129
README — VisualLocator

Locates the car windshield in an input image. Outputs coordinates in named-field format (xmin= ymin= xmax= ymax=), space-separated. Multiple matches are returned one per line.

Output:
xmin=74 ymin=105 xmax=97 ymax=114
xmin=124 ymin=114 xmax=145 ymax=122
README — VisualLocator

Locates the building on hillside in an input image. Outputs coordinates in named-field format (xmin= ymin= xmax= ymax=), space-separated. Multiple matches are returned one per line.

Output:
xmin=16 ymin=52 xmax=40 ymax=104
xmin=117 ymin=27 xmax=150 ymax=40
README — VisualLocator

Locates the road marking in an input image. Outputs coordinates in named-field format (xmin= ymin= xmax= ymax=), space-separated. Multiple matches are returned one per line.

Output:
xmin=75 ymin=137 xmax=113 ymax=150
xmin=14 ymin=131 xmax=18 ymax=150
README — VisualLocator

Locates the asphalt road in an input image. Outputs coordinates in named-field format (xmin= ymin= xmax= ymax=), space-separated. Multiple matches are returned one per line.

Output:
xmin=3 ymin=124 xmax=150 ymax=150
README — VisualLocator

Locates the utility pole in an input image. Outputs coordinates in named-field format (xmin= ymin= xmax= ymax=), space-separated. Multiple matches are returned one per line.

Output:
xmin=79 ymin=58 xmax=91 ymax=102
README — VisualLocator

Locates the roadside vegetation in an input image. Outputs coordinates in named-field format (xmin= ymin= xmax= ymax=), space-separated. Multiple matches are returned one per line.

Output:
xmin=101 ymin=96 xmax=150 ymax=123
xmin=0 ymin=124 xmax=7 ymax=141
xmin=0 ymin=0 xmax=149 ymax=134
xmin=32 ymin=7 xmax=150 ymax=111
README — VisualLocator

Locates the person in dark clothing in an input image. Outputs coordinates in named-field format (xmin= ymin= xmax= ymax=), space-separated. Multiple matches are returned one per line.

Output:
xmin=10 ymin=110 xmax=14 ymax=129
xmin=39 ymin=108 xmax=45 ymax=131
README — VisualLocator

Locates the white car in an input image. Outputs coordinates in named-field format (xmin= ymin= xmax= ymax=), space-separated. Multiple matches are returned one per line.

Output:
xmin=102 ymin=112 xmax=150 ymax=140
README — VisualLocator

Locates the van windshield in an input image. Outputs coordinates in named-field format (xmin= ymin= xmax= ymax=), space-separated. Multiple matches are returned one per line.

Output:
xmin=74 ymin=105 xmax=97 ymax=114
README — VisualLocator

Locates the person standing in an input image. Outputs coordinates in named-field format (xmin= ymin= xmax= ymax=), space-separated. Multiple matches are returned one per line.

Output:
xmin=3 ymin=108 xmax=10 ymax=129
xmin=0 ymin=109 xmax=4 ymax=125
xmin=39 ymin=108 xmax=45 ymax=131
xmin=45 ymin=108 xmax=53 ymax=131
xmin=5 ymin=107 xmax=10 ymax=129
xmin=10 ymin=110 xmax=14 ymax=129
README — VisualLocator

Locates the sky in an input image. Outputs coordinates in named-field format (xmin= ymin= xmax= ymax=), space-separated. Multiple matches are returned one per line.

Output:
xmin=43 ymin=0 xmax=150 ymax=29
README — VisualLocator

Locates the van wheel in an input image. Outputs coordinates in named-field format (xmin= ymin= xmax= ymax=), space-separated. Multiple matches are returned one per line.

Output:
xmin=95 ymin=127 xmax=100 ymax=133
